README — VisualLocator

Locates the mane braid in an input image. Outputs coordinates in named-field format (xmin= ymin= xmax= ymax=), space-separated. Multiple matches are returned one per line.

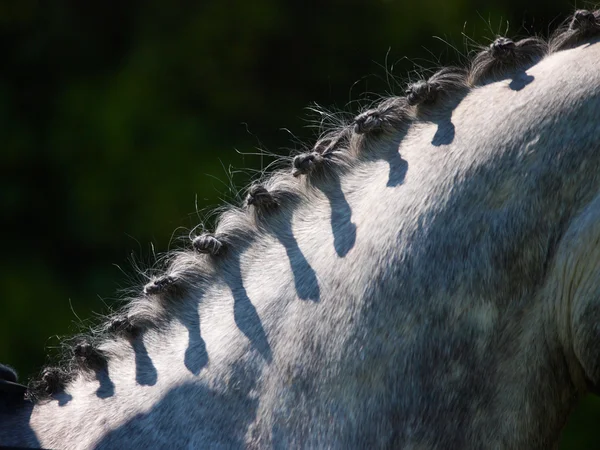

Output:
xmin=28 ymin=367 xmax=70 ymax=401
xmin=18 ymin=7 xmax=600 ymax=406
xmin=292 ymin=125 xmax=353 ymax=177
xmin=245 ymin=184 xmax=279 ymax=211
xmin=405 ymin=67 xmax=469 ymax=108
xmin=353 ymin=97 xmax=411 ymax=135
xmin=143 ymin=274 xmax=177 ymax=296
xmin=106 ymin=316 xmax=140 ymax=338
xmin=292 ymin=151 xmax=325 ymax=177
xmin=468 ymin=36 xmax=547 ymax=85
xmin=550 ymin=9 xmax=600 ymax=52
xmin=72 ymin=338 xmax=107 ymax=372
xmin=192 ymin=233 xmax=224 ymax=255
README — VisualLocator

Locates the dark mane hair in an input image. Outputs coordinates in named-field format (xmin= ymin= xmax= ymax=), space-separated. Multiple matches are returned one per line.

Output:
xmin=16 ymin=8 xmax=600 ymax=403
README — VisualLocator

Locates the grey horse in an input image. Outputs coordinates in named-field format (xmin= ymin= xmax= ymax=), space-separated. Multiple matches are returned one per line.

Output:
xmin=2 ymin=9 xmax=600 ymax=449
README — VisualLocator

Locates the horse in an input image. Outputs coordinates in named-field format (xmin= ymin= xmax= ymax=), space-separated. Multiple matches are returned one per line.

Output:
xmin=2 ymin=9 xmax=600 ymax=449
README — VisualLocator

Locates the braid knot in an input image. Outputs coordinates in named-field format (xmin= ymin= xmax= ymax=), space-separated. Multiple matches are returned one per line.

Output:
xmin=73 ymin=340 xmax=106 ymax=371
xmin=192 ymin=233 xmax=223 ymax=255
xmin=406 ymin=80 xmax=437 ymax=106
xmin=246 ymin=184 xmax=278 ymax=209
xmin=489 ymin=37 xmax=516 ymax=59
xmin=292 ymin=152 xmax=323 ymax=177
xmin=143 ymin=275 xmax=176 ymax=296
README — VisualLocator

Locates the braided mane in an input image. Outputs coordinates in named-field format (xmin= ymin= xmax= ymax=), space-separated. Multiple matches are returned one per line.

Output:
xmin=18 ymin=9 xmax=600 ymax=402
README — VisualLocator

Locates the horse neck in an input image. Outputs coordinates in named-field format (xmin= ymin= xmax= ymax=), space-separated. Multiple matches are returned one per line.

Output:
xmin=20 ymin=149 xmax=569 ymax=448
xmin=8 ymin=38 xmax=600 ymax=449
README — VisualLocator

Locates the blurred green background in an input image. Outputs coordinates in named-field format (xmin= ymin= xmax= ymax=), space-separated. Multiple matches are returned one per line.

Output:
xmin=1 ymin=0 xmax=599 ymax=447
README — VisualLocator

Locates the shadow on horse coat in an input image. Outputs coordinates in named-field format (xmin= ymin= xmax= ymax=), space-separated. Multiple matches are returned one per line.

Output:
xmin=3 ymin=9 xmax=600 ymax=450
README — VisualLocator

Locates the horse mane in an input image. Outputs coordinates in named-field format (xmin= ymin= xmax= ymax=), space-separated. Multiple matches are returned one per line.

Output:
xmin=13 ymin=8 xmax=600 ymax=403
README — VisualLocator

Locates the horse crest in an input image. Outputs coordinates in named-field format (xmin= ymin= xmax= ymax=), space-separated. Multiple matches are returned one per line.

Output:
xmin=2 ymin=8 xmax=600 ymax=450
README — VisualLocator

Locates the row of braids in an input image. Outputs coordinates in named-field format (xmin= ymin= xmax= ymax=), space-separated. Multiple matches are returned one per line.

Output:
xmin=22 ymin=9 xmax=600 ymax=403
xmin=27 ymin=337 xmax=109 ymax=400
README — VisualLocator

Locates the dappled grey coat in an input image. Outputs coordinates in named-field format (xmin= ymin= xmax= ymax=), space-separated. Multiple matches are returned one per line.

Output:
xmin=2 ymin=8 xmax=600 ymax=450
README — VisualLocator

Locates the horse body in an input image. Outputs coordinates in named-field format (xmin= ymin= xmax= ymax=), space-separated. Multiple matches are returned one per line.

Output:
xmin=3 ymin=14 xmax=600 ymax=449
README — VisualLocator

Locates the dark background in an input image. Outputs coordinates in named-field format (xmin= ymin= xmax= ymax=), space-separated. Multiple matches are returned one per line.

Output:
xmin=1 ymin=1 xmax=599 ymax=447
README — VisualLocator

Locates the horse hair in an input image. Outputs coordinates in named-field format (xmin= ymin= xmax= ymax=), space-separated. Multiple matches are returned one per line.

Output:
xmin=13 ymin=8 xmax=600 ymax=404
xmin=353 ymin=96 xmax=411 ymax=135
xmin=72 ymin=339 xmax=107 ymax=372
xmin=192 ymin=234 xmax=223 ymax=256
xmin=245 ymin=184 xmax=279 ymax=211
xmin=291 ymin=152 xmax=325 ymax=177
xmin=28 ymin=367 xmax=69 ymax=399
xmin=106 ymin=316 xmax=140 ymax=338
xmin=405 ymin=67 xmax=469 ymax=107
xmin=468 ymin=37 xmax=547 ymax=85
xmin=551 ymin=9 xmax=600 ymax=51
xmin=143 ymin=275 xmax=177 ymax=296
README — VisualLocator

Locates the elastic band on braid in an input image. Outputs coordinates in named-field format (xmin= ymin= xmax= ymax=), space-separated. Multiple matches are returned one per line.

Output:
xmin=353 ymin=97 xmax=410 ymax=135
xmin=73 ymin=340 xmax=107 ymax=371
xmin=353 ymin=110 xmax=384 ymax=134
xmin=143 ymin=275 xmax=176 ymax=296
xmin=292 ymin=152 xmax=324 ymax=177
xmin=406 ymin=80 xmax=435 ymax=106
xmin=292 ymin=125 xmax=351 ymax=176
xmin=489 ymin=37 xmax=517 ymax=59
xmin=192 ymin=233 xmax=223 ymax=255
xmin=246 ymin=184 xmax=278 ymax=210
xmin=107 ymin=316 xmax=139 ymax=337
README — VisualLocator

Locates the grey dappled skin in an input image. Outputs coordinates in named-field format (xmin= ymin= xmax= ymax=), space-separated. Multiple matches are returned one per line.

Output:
xmin=4 ymin=24 xmax=600 ymax=450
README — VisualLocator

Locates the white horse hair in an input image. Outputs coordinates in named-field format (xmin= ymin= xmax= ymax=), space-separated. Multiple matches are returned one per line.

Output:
xmin=2 ymin=9 xmax=600 ymax=449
